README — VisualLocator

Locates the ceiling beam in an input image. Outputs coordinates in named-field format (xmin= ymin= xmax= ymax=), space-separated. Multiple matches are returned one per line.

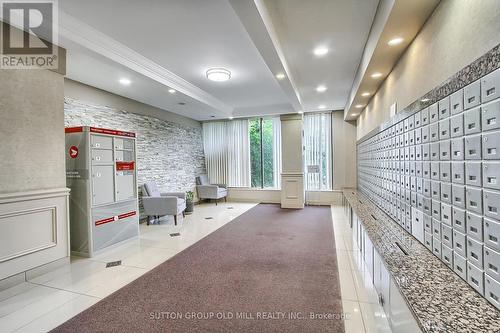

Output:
xmin=229 ymin=0 xmax=303 ymax=112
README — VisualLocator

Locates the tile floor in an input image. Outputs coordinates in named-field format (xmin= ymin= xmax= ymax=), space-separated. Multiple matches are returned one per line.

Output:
xmin=331 ymin=205 xmax=392 ymax=333
xmin=0 ymin=203 xmax=391 ymax=332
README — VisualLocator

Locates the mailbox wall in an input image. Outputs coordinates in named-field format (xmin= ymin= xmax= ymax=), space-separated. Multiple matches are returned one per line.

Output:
xmin=357 ymin=68 xmax=500 ymax=310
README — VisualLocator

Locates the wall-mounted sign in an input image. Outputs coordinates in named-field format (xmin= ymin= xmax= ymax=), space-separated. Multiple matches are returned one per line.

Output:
xmin=69 ymin=146 xmax=78 ymax=158
xmin=307 ymin=165 xmax=320 ymax=173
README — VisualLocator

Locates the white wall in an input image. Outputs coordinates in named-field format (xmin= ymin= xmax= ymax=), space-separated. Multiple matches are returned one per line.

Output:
xmin=0 ymin=66 xmax=69 ymax=282
xmin=0 ymin=70 xmax=66 ymax=193
xmin=332 ymin=111 xmax=357 ymax=190
xmin=357 ymin=0 xmax=500 ymax=139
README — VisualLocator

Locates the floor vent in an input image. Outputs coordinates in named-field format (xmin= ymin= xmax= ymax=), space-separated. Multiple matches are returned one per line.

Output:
xmin=106 ymin=260 xmax=122 ymax=268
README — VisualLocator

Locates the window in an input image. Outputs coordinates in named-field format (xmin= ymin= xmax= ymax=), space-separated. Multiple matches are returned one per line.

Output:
xmin=304 ymin=112 xmax=332 ymax=190
xmin=249 ymin=117 xmax=281 ymax=188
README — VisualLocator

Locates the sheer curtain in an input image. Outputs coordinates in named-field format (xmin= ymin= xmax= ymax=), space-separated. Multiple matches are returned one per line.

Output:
xmin=227 ymin=120 xmax=250 ymax=187
xmin=202 ymin=120 xmax=250 ymax=187
xmin=304 ymin=112 xmax=332 ymax=190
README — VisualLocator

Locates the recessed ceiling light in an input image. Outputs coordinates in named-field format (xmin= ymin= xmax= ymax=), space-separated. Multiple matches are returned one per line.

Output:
xmin=355 ymin=104 xmax=364 ymax=109
xmin=119 ymin=78 xmax=131 ymax=85
xmin=351 ymin=114 xmax=357 ymax=116
xmin=298 ymin=111 xmax=304 ymax=114
xmin=206 ymin=68 xmax=231 ymax=82
xmin=168 ymin=89 xmax=176 ymax=94
xmin=229 ymin=116 xmax=234 ymax=120
xmin=421 ymin=98 xmax=430 ymax=102
xmin=276 ymin=73 xmax=286 ymax=80
xmin=316 ymin=85 xmax=327 ymax=93
xmin=313 ymin=46 xmax=329 ymax=56
xmin=318 ymin=105 xmax=326 ymax=109
xmin=361 ymin=92 xmax=371 ymax=97
xmin=371 ymin=72 xmax=383 ymax=79
xmin=388 ymin=37 xmax=404 ymax=46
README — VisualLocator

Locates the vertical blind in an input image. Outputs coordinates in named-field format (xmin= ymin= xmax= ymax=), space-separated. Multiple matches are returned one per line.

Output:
xmin=304 ymin=112 xmax=332 ymax=190
xmin=202 ymin=118 xmax=281 ymax=188
xmin=202 ymin=120 xmax=250 ymax=187
xmin=272 ymin=117 xmax=282 ymax=189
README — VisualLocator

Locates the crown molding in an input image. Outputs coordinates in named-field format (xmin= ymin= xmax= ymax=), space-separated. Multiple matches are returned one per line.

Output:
xmin=59 ymin=11 xmax=233 ymax=115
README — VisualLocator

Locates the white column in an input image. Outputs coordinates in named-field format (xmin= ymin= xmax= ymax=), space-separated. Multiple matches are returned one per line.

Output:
xmin=280 ymin=114 xmax=304 ymax=209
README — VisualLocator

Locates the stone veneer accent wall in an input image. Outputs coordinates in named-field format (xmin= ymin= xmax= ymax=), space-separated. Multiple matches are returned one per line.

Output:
xmin=64 ymin=97 xmax=206 ymax=216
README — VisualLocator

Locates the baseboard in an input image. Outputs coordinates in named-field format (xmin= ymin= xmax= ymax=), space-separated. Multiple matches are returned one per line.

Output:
xmin=25 ymin=256 xmax=70 ymax=281
xmin=0 ymin=272 xmax=26 ymax=292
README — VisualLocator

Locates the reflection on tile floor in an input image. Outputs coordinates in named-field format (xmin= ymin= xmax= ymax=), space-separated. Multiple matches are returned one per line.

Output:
xmin=331 ymin=206 xmax=392 ymax=333
xmin=0 ymin=203 xmax=391 ymax=333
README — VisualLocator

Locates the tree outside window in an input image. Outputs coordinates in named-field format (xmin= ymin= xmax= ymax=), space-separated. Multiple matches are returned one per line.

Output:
xmin=250 ymin=118 xmax=276 ymax=188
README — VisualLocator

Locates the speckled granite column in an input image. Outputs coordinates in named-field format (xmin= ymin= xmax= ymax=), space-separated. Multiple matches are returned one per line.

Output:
xmin=64 ymin=97 xmax=206 ymax=217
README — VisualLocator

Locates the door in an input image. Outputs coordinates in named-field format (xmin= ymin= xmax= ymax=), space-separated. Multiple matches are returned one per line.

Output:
xmin=92 ymin=165 xmax=115 ymax=206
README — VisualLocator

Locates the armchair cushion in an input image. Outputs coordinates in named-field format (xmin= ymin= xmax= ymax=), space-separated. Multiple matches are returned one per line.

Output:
xmin=196 ymin=174 xmax=210 ymax=186
xmin=143 ymin=182 xmax=161 ymax=198
xmin=163 ymin=192 xmax=186 ymax=200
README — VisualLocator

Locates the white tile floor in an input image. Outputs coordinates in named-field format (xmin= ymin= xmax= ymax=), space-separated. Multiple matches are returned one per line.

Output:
xmin=0 ymin=203 xmax=391 ymax=333
xmin=331 ymin=206 xmax=392 ymax=333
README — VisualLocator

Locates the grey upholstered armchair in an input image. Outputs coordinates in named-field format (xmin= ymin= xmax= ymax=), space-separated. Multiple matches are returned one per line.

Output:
xmin=141 ymin=182 xmax=186 ymax=225
xmin=195 ymin=175 xmax=227 ymax=205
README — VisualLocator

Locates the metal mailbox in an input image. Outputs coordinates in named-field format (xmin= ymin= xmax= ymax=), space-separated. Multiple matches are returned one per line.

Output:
xmin=453 ymin=230 xmax=467 ymax=258
xmin=65 ymin=126 xmax=139 ymax=257
xmin=484 ymin=246 xmax=500 ymax=283
xmin=450 ymin=89 xmax=464 ymax=115
xmin=483 ymin=189 xmax=500 ymax=221
xmin=467 ymin=212 xmax=483 ymax=242
xmin=465 ymin=134 xmax=482 ymax=160
xmin=484 ymin=218 xmax=500 ymax=251
xmin=467 ymin=237 xmax=484 ymax=269
xmin=482 ymin=99 xmax=500 ymax=132
xmin=442 ymin=244 xmax=453 ymax=268
xmin=482 ymin=131 xmax=500 ymax=160
xmin=481 ymin=68 xmax=500 ymax=103
xmin=466 ymin=161 xmax=483 ymax=187
xmin=464 ymin=107 xmax=482 ymax=135
xmin=450 ymin=113 xmax=464 ymax=137
xmin=467 ymin=262 xmax=484 ymax=296
xmin=451 ymin=161 xmax=465 ymax=184
xmin=430 ymin=103 xmax=439 ymax=123
xmin=454 ymin=252 xmax=467 ymax=280
xmin=464 ymin=80 xmax=481 ymax=110
xmin=452 ymin=207 xmax=466 ymax=233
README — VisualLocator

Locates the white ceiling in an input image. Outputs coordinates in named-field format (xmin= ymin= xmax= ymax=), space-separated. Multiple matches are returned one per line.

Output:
xmin=57 ymin=0 xmax=383 ymax=120
xmin=263 ymin=0 xmax=379 ymax=112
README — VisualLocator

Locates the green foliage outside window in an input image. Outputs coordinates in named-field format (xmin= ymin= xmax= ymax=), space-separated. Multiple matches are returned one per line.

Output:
xmin=250 ymin=118 xmax=275 ymax=188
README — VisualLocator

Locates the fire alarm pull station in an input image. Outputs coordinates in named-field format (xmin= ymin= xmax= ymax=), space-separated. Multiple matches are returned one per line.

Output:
xmin=65 ymin=126 xmax=139 ymax=257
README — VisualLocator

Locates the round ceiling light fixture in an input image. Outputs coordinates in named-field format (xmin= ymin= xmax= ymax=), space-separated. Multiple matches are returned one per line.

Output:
xmin=313 ymin=46 xmax=329 ymax=56
xmin=316 ymin=85 xmax=327 ymax=93
xmin=119 ymin=78 xmax=131 ymax=85
xmin=276 ymin=72 xmax=286 ymax=80
xmin=206 ymin=68 xmax=231 ymax=82
xmin=388 ymin=37 xmax=404 ymax=46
